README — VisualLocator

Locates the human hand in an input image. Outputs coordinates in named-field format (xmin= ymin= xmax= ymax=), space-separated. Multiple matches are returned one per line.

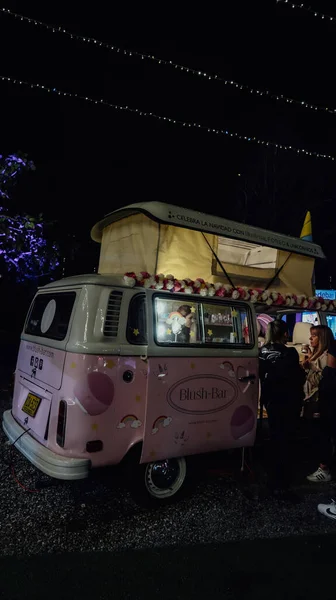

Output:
xmin=302 ymin=356 xmax=310 ymax=369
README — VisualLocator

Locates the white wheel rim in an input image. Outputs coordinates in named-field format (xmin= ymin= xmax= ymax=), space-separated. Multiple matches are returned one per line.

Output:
xmin=144 ymin=457 xmax=186 ymax=499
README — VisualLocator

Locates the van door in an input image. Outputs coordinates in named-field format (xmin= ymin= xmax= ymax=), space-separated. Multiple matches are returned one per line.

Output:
xmin=12 ymin=290 xmax=77 ymax=442
xmin=17 ymin=291 xmax=77 ymax=390
xmin=141 ymin=294 xmax=258 ymax=464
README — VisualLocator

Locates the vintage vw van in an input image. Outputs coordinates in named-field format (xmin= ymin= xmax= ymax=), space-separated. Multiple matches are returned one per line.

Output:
xmin=2 ymin=275 xmax=258 ymax=503
xmin=2 ymin=202 xmax=330 ymax=503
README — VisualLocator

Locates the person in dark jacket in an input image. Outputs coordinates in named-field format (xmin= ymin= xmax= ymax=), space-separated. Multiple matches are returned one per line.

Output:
xmin=307 ymin=333 xmax=336 ymax=484
xmin=259 ymin=319 xmax=306 ymax=493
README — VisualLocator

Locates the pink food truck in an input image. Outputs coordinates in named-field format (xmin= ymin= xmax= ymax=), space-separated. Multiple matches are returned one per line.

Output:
xmin=2 ymin=202 xmax=331 ymax=504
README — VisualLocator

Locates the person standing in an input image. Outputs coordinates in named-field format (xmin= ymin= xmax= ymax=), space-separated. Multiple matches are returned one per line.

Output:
xmin=166 ymin=305 xmax=193 ymax=343
xmin=307 ymin=328 xmax=336 ymax=483
xmin=302 ymin=325 xmax=334 ymax=420
xmin=259 ymin=319 xmax=306 ymax=495
xmin=314 ymin=335 xmax=336 ymax=520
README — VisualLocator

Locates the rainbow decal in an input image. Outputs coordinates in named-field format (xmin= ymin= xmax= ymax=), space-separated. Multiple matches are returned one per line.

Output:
xmin=117 ymin=414 xmax=142 ymax=429
xmin=219 ymin=361 xmax=235 ymax=377
xmin=152 ymin=415 xmax=173 ymax=435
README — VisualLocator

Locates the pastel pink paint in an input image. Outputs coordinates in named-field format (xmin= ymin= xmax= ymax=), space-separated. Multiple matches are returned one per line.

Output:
xmin=12 ymin=339 xmax=258 ymax=471
xmin=141 ymin=357 xmax=258 ymax=463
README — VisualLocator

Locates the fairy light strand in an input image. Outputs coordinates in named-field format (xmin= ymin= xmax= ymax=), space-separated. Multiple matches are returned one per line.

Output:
xmin=2 ymin=7 xmax=336 ymax=117
xmin=1 ymin=75 xmax=334 ymax=161
xmin=276 ymin=0 xmax=336 ymax=22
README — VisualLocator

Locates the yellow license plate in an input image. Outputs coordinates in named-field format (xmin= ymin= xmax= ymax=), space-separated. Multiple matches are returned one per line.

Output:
xmin=22 ymin=393 xmax=42 ymax=418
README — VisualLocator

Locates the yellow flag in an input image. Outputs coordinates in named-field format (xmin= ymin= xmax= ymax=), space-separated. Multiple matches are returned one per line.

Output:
xmin=300 ymin=211 xmax=312 ymax=241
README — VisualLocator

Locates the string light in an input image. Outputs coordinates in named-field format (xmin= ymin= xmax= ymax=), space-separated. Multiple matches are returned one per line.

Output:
xmin=2 ymin=7 xmax=336 ymax=117
xmin=276 ymin=0 xmax=336 ymax=22
xmin=1 ymin=75 xmax=334 ymax=161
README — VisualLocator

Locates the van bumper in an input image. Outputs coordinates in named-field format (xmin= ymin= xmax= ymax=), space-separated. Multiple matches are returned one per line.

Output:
xmin=2 ymin=410 xmax=91 ymax=481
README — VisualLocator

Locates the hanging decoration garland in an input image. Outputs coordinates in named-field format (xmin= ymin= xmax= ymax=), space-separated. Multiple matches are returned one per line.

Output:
xmin=1 ymin=7 xmax=336 ymax=117
xmin=1 ymin=76 xmax=334 ymax=161
xmin=123 ymin=271 xmax=336 ymax=313
xmin=276 ymin=1 xmax=336 ymax=23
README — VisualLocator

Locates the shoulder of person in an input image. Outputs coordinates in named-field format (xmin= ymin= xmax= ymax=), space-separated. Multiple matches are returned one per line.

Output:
xmin=285 ymin=346 xmax=299 ymax=356
xmin=282 ymin=345 xmax=301 ymax=365
xmin=259 ymin=343 xmax=275 ymax=356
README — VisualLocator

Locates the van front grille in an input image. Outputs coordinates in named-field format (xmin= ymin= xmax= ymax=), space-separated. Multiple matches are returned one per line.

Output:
xmin=104 ymin=291 xmax=123 ymax=337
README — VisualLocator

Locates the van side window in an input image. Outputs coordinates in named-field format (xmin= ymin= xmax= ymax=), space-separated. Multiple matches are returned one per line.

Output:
xmin=127 ymin=294 xmax=148 ymax=345
xmin=25 ymin=292 xmax=76 ymax=341
xmin=326 ymin=315 xmax=336 ymax=339
xmin=154 ymin=295 xmax=252 ymax=346
xmin=154 ymin=298 xmax=201 ymax=344
xmin=203 ymin=303 xmax=249 ymax=345
xmin=281 ymin=312 xmax=318 ymax=342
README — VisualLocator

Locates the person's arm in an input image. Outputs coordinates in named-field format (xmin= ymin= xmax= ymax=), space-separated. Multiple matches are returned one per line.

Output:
xmin=319 ymin=348 xmax=336 ymax=393
xmin=304 ymin=359 xmax=322 ymax=372
xmin=282 ymin=347 xmax=306 ymax=385
xmin=302 ymin=356 xmax=311 ymax=370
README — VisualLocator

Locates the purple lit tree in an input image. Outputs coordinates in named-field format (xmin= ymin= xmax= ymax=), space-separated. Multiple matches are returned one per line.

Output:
xmin=0 ymin=152 xmax=59 ymax=282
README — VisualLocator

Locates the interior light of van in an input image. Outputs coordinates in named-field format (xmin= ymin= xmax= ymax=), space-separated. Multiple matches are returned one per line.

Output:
xmin=56 ymin=400 xmax=67 ymax=447
xmin=157 ymin=323 xmax=166 ymax=339
xmin=156 ymin=300 xmax=166 ymax=316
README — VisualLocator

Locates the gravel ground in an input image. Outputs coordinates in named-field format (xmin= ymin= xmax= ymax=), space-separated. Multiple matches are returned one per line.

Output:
xmin=1 ymin=387 xmax=336 ymax=558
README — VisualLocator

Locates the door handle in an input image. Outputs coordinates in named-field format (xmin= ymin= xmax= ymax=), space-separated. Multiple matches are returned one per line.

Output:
xmin=238 ymin=374 xmax=256 ymax=382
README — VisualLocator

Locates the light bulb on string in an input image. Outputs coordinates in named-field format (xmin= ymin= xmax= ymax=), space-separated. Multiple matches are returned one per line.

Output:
xmin=276 ymin=0 xmax=335 ymax=22
xmin=0 ymin=74 xmax=334 ymax=161
xmin=1 ymin=6 xmax=336 ymax=117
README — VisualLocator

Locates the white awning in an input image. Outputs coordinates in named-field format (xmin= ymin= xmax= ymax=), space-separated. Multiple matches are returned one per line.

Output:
xmin=91 ymin=201 xmax=325 ymax=260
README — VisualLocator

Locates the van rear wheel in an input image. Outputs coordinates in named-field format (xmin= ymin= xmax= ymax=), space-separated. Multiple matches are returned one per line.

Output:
xmin=144 ymin=457 xmax=187 ymax=500
xmin=126 ymin=454 xmax=188 ymax=507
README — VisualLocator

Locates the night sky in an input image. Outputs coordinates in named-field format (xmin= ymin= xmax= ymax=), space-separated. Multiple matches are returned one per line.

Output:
xmin=2 ymin=1 xmax=336 ymax=285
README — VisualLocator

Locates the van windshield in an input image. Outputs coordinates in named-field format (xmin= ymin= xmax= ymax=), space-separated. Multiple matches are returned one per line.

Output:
xmin=25 ymin=292 xmax=76 ymax=341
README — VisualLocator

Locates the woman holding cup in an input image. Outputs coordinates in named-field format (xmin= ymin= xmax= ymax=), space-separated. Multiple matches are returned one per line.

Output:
xmin=302 ymin=325 xmax=336 ymax=482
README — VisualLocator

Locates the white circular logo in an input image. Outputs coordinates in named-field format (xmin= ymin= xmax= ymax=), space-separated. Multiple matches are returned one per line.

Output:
xmin=40 ymin=299 xmax=56 ymax=333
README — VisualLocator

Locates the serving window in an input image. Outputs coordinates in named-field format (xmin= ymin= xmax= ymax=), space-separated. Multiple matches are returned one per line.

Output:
xmin=153 ymin=296 xmax=252 ymax=347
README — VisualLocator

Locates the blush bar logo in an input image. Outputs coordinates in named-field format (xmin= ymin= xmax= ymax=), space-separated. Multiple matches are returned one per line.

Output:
xmin=167 ymin=375 xmax=237 ymax=415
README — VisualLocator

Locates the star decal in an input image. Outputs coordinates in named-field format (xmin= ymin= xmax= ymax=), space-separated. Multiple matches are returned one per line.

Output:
xmin=105 ymin=359 xmax=116 ymax=369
